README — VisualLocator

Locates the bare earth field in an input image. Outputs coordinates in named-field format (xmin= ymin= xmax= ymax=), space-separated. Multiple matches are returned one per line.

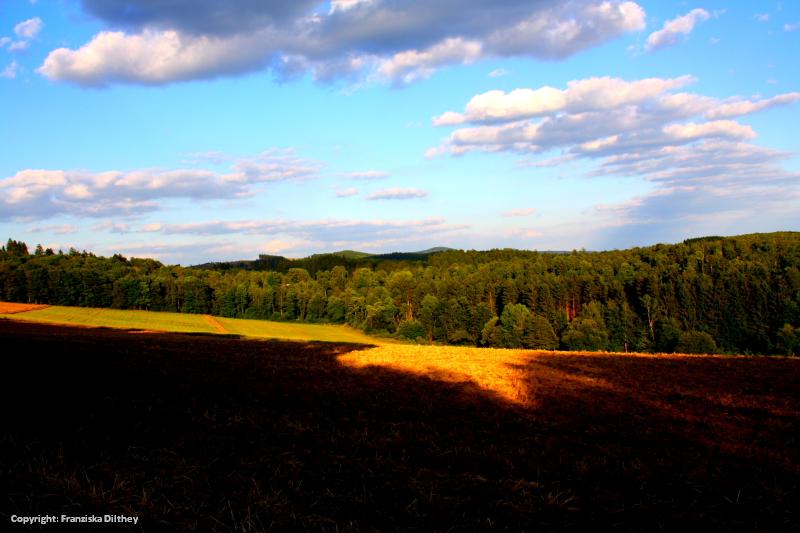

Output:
xmin=1 ymin=319 xmax=799 ymax=531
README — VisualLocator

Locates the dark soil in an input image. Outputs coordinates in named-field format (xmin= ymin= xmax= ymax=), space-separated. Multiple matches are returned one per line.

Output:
xmin=1 ymin=319 xmax=798 ymax=531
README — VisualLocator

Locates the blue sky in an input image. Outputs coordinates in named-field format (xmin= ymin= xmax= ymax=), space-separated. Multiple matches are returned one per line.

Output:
xmin=1 ymin=0 xmax=798 ymax=264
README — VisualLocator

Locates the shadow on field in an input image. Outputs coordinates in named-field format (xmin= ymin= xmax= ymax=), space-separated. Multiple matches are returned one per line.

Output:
xmin=1 ymin=320 xmax=798 ymax=531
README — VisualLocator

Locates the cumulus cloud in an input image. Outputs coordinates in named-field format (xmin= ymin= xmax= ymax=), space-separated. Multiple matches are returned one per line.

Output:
xmin=489 ymin=68 xmax=509 ymax=78
xmin=786 ymin=23 xmax=800 ymax=32
xmin=40 ymin=0 xmax=646 ymax=87
xmin=430 ymin=75 xmax=800 ymax=247
xmin=14 ymin=17 xmax=42 ymax=39
xmin=431 ymin=76 xmax=800 ymax=159
xmin=39 ymin=28 xmax=276 ymax=87
xmin=365 ymin=188 xmax=428 ymax=200
xmin=0 ymin=150 xmax=321 ymax=220
xmin=433 ymin=75 xmax=695 ymax=125
xmin=6 ymin=17 xmax=43 ymax=52
xmin=646 ymin=8 xmax=709 ymax=51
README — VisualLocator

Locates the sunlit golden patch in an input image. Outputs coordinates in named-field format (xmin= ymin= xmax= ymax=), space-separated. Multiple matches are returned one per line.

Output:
xmin=339 ymin=344 xmax=547 ymax=404
xmin=339 ymin=344 xmax=746 ymax=405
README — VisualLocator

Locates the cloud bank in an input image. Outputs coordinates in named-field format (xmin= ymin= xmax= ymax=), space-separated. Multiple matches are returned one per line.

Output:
xmin=0 ymin=150 xmax=320 ymax=220
xmin=39 ymin=0 xmax=646 ymax=87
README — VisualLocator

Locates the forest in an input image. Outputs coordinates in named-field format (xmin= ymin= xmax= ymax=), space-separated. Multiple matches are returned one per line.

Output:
xmin=1 ymin=232 xmax=799 ymax=355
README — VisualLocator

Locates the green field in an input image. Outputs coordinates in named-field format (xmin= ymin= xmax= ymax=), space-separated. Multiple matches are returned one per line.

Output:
xmin=216 ymin=316 xmax=379 ymax=344
xmin=0 ymin=305 xmax=380 ymax=344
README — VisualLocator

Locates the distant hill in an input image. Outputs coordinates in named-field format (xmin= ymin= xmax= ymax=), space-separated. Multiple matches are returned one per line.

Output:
xmin=193 ymin=246 xmax=456 ymax=273
xmin=411 ymin=246 xmax=454 ymax=254
xmin=317 ymin=250 xmax=373 ymax=259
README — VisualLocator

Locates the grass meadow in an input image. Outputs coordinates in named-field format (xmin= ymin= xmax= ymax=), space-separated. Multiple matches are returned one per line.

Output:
xmin=0 ymin=305 xmax=218 ymax=333
xmin=0 ymin=304 xmax=380 ymax=344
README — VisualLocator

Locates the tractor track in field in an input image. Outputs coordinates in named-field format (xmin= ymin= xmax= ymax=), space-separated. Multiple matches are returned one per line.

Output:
xmin=203 ymin=314 xmax=229 ymax=334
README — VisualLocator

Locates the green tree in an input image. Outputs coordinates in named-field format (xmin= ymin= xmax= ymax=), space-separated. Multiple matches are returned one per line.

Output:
xmin=776 ymin=324 xmax=798 ymax=355
xmin=521 ymin=313 xmax=558 ymax=350
xmin=398 ymin=319 xmax=426 ymax=341
xmin=562 ymin=302 xmax=609 ymax=351
xmin=676 ymin=330 xmax=717 ymax=354
xmin=655 ymin=317 xmax=683 ymax=353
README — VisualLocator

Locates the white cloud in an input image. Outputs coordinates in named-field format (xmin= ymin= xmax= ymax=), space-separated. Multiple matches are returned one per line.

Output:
xmin=705 ymin=92 xmax=800 ymax=118
xmin=39 ymin=1 xmax=647 ymax=87
xmin=0 ymin=150 xmax=322 ymax=220
xmin=28 ymin=223 xmax=79 ymax=235
xmin=754 ymin=13 xmax=770 ymax=22
xmin=662 ymin=120 xmax=756 ymax=142
xmin=92 ymin=221 xmax=131 ymax=234
xmin=225 ymin=149 xmax=321 ymax=184
xmin=330 ymin=0 xmax=375 ymax=14
xmin=377 ymin=38 xmax=483 ymax=85
xmin=784 ymin=22 xmax=799 ymax=32
xmin=14 ymin=17 xmax=42 ymax=39
xmin=136 ymin=217 xmax=468 ymax=256
xmin=489 ymin=68 xmax=509 ymax=78
xmin=430 ymin=77 xmax=800 ymax=160
xmin=341 ymin=170 xmax=389 ymax=180
xmin=433 ymin=75 xmax=695 ymax=124
xmin=335 ymin=187 xmax=359 ymax=197
xmin=8 ymin=40 xmax=30 ymax=52
xmin=365 ymin=188 xmax=428 ymax=200
xmin=646 ymin=8 xmax=710 ymax=51
xmin=38 ymin=29 xmax=276 ymax=87
xmin=503 ymin=207 xmax=536 ymax=217
xmin=92 ymin=214 xmax=470 ymax=263
xmin=6 ymin=17 xmax=43 ymax=52
xmin=429 ymin=75 xmax=800 ymax=248
xmin=1 ymin=61 xmax=18 ymax=79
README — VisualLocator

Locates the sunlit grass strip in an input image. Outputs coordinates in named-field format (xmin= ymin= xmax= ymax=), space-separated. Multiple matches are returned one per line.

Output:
xmin=217 ymin=316 xmax=381 ymax=344
xmin=0 ymin=306 xmax=216 ymax=333
xmin=0 ymin=303 xmax=384 ymax=344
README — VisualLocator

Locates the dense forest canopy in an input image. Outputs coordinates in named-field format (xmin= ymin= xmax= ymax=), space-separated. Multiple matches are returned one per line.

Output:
xmin=2 ymin=233 xmax=799 ymax=355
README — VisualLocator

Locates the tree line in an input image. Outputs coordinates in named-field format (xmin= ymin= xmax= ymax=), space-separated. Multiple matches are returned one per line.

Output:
xmin=1 ymin=233 xmax=799 ymax=355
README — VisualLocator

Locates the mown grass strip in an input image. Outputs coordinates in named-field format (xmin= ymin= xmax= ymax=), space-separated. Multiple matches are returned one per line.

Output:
xmin=0 ymin=303 xmax=382 ymax=344
xmin=0 ymin=306 xmax=216 ymax=334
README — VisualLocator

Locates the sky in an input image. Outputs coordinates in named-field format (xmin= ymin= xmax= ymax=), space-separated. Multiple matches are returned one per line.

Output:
xmin=1 ymin=0 xmax=798 ymax=265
